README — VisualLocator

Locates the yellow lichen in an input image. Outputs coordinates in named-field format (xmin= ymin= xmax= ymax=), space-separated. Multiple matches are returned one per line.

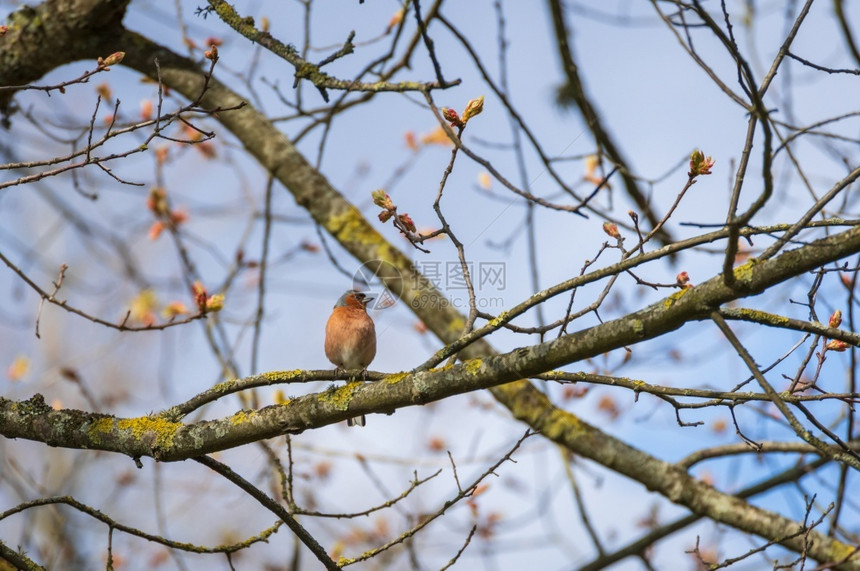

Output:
xmin=663 ymin=288 xmax=690 ymax=308
xmin=384 ymin=372 xmax=409 ymax=385
xmin=87 ymin=416 xmax=181 ymax=449
xmin=116 ymin=417 xmax=180 ymax=443
xmin=831 ymin=541 xmax=860 ymax=566
xmin=375 ymin=242 xmax=396 ymax=264
xmin=428 ymin=363 xmax=454 ymax=373
xmin=260 ymin=370 xmax=303 ymax=383
xmin=447 ymin=316 xmax=466 ymax=334
xmin=732 ymin=258 xmax=759 ymax=282
xmin=736 ymin=308 xmax=789 ymax=326
xmin=540 ymin=409 xmax=586 ymax=440
xmin=319 ymin=382 xmax=361 ymax=411
xmin=327 ymin=207 xmax=381 ymax=246
xmin=230 ymin=410 xmax=255 ymax=426
xmin=463 ymin=358 xmax=483 ymax=375
xmin=210 ymin=379 xmax=239 ymax=393
xmin=89 ymin=416 xmax=115 ymax=440
xmin=487 ymin=311 xmax=509 ymax=329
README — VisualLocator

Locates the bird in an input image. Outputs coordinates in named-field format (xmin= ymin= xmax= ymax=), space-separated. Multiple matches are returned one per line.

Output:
xmin=324 ymin=290 xmax=377 ymax=426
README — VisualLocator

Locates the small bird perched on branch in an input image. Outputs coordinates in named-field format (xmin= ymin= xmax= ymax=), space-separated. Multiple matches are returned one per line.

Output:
xmin=325 ymin=290 xmax=376 ymax=426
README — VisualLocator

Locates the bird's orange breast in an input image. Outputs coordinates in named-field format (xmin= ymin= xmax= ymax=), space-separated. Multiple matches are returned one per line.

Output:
xmin=324 ymin=306 xmax=377 ymax=370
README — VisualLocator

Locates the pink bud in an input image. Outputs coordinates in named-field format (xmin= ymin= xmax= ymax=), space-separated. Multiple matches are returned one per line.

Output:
xmin=441 ymin=107 xmax=463 ymax=127
xmin=602 ymin=222 xmax=620 ymax=239
xmin=192 ymin=281 xmax=209 ymax=311
xmin=825 ymin=339 xmax=850 ymax=352
xmin=689 ymin=149 xmax=715 ymax=177
xmin=398 ymin=213 xmax=416 ymax=233
xmin=371 ymin=189 xmax=394 ymax=210
xmin=99 ymin=51 xmax=125 ymax=68
xmin=205 ymin=294 xmax=225 ymax=312
xmin=462 ymin=96 xmax=484 ymax=122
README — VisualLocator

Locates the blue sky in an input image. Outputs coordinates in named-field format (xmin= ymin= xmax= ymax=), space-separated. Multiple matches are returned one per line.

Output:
xmin=1 ymin=1 xmax=859 ymax=569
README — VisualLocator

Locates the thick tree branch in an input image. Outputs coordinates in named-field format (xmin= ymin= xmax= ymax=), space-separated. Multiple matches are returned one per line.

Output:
xmin=3 ymin=3 xmax=860 ymax=567
xmin=0 ymin=0 xmax=131 ymax=113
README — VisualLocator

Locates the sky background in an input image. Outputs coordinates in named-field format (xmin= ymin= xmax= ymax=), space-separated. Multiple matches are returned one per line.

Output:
xmin=1 ymin=1 xmax=859 ymax=569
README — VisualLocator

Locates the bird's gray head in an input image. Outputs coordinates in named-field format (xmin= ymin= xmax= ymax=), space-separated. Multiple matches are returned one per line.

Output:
xmin=334 ymin=290 xmax=374 ymax=308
